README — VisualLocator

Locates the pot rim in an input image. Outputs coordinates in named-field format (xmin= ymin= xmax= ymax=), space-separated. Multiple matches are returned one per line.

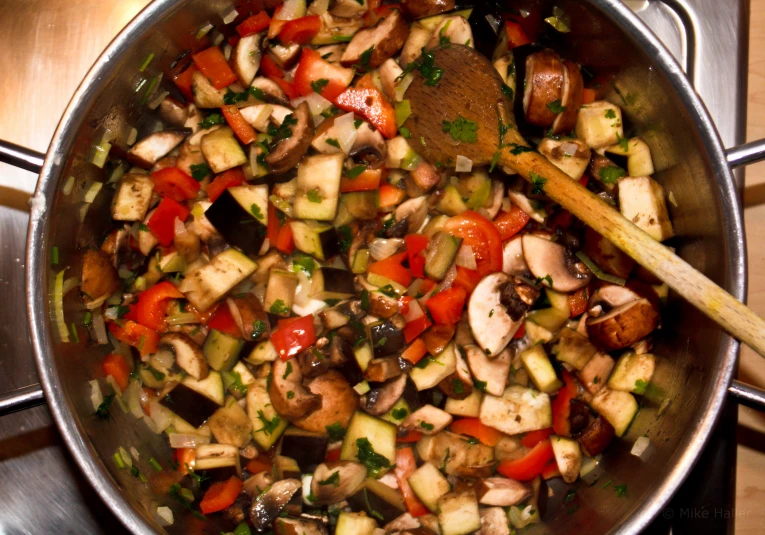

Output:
xmin=24 ymin=0 xmax=746 ymax=533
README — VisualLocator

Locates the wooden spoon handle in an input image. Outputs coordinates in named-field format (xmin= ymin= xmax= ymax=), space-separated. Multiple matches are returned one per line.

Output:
xmin=501 ymin=148 xmax=765 ymax=356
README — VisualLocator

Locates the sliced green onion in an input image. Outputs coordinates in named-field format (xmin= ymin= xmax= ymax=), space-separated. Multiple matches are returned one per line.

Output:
xmin=545 ymin=16 xmax=571 ymax=33
xmin=195 ymin=21 xmax=214 ymax=39
xmin=139 ymin=52 xmax=155 ymax=72
xmin=83 ymin=182 xmax=103 ymax=203
xmin=70 ymin=322 xmax=80 ymax=344
xmin=140 ymin=74 xmax=163 ymax=106
xmin=113 ymin=451 xmax=125 ymax=469
xmin=134 ymin=76 xmax=147 ymax=94
xmin=166 ymin=313 xmax=199 ymax=326
xmin=62 ymin=176 xmax=76 ymax=195
xmin=138 ymin=471 xmax=148 ymax=483
xmin=575 ymin=251 xmax=626 ymax=286
xmin=149 ymin=457 xmax=163 ymax=472
xmin=331 ymin=35 xmax=353 ymax=42
xmin=89 ymin=140 xmax=112 ymax=169
xmin=51 ymin=246 xmax=59 ymax=266
xmin=54 ymin=269 xmax=69 ymax=343
xmin=394 ymin=100 xmax=411 ymax=128
xmin=119 ymin=446 xmax=133 ymax=467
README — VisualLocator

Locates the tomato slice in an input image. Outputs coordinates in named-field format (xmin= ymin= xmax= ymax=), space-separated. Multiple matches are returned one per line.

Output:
xmin=494 ymin=205 xmax=530 ymax=240
xmin=443 ymin=211 xmax=503 ymax=276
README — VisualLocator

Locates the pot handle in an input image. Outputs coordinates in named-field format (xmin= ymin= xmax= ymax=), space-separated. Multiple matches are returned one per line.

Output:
xmin=0 ymin=385 xmax=46 ymax=416
xmin=0 ymin=139 xmax=45 ymax=174
xmin=725 ymin=138 xmax=765 ymax=169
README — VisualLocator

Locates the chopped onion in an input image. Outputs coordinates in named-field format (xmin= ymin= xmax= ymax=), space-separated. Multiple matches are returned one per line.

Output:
xmin=195 ymin=21 xmax=214 ymax=39
xmin=369 ymin=238 xmax=404 ymax=261
xmin=83 ymin=181 xmax=102 ymax=203
xmin=402 ymin=297 xmax=424 ymax=323
xmin=294 ymin=271 xmax=312 ymax=306
xmin=332 ymin=112 xmax=359 ymax=154
xmin=92 ymin=313 xmax=108 ymax=345
xmin=631 ymin=436 xmax=652 ymax=459
xmin=53 ymin=269 xmax=69 ymax=342
xmin=157 ymin=506 xmax=174 ymax=526
xmin=85 ymin=293 xmax=109 ymax=310
xmin=130 ymin=446 xmax=141 ymax=461
xmin=221 ymin=6 xmax=238 ymax=24
xmin=455 ymin=245 xmax=477 ymax=270
xmin=125 ymin=128 xmax=138 ymax=147
xmin=223 ymin=43 xmax=233 ymax=61
xmin=575 ymin=251 xmax=626 ymax=286
xmin=78 ymin=203 xmax=90 ymax=223
xmin=308 ymin=0 xmax=329 ymax=14
xmin=278 ymin=0 xmax=306 ymax=20
xmin=166 ymin=313 xmax=199 ymax=326
xmin=169 ymin=433 xmax=211 ymax=448
xmin=152 ymin=349 xmax=175 ymax=370
xmin=105 ymin=377 xmax=127 ymax=411
xmin=62 ymin=277 xmax=79 ymax=297
xmin=561 ymin=141 xmax=579 ymax=156
xmin=104 ymin=307 xmax=120 ymax=321
xmin=62 ymin=176 xmax=75 ymax=195
xmin=147 ymin=90 xmax=169 ymax=110
xmin=126 ymin=380 xmax=145 ymax=419
xmin=394 ymin=72 xmax=415 ymax=102
xmin=119 ymin=446 xmax=133 ymax=467
xmin=291 ymin=92 xmax=332 ymax=119
xmin=226 ymin=297 xmax=245 ymax=335
xmin=89 ymin=380 xmax=104 ymax=412
xmin=455 ymin=155 xmax=473 ymax=173
xmin=210 ymin=29 xmax=225 ymax=46
xmin=174 ymin=217 xmax=187 ymax=238
xmin=148 ymin=401 xmax=172 ymax=432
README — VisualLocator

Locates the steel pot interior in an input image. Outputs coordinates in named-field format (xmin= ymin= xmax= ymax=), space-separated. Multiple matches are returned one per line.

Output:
xmin=25 ymin=0 xmax=745 ymax=533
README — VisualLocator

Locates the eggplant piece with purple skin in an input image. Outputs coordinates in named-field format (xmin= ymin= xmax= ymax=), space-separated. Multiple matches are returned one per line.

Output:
xmin=279 ymin=429 xmax=330 ymax=472
xmin=205 ymin=189 xmax=267 ymax=255
xmin=369 ymin=321 xmax=406 ymax=358
xmin=346 ymin=479 xmax=407 ymax=524
xmin=159 ymin=382 xmax=219 ymax=428
xmin=313 ymin=267 xmax=356 ymax=300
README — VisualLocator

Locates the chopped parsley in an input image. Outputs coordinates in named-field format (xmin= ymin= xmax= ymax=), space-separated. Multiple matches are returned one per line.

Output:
xmin=228 ymin=370 xmax=247 ymax=396
xmin=311 ymin=78 xmax=329 ymax=94
xmin=251 ymin=320 xmax=267 ymax=340
xmin=605 ymin=108 xmax=617 ymax=119
xmin=374 ymin=336 xmax=388 ymax=348
xmin=95 ymin=394 xmax=115 ymax=419
xmin=391 ymin=407 xmax=408 ymax=420
xmin=536 ymin=274 xmax=553 ymax=287
xmin=318 ymin=471 xmax=341 ymax=487
xmin=510 ymin=144 xmax=535 ymax=155
xmin=602 ymin=479 xmax=613 ymax=489
xmin=268 ymin=114 xmax=298 ymax=144
xmin=420 ymin=421 xmax=435 ymax=431
xmin=355 ymin=46 xmax=375 ymax=73
xmin=502 ymin=83 xmax=514 ymax=100
xmin=282 ymin=361 xmax=293 ymax=380
xmin=250 ymin=203 xmax=265 ymax=221
xmin=149 ymin=457 xmax=163 ymax=472
xmin=292 ymin=254 xmax=316 ymax=277
xmin=614 ymin=484 xmax=628 ymax=497
xmin=418 ymin=50 xmax=445 ymax=87
xmin=326 ymin=422 xmax=347 ymax=441
xmin=599 ymin=166 xmax=626 ymax=183
xmin=377 ymin=284 xmax=397 ymax=297
xmin=634 ymin=378 xmax=648 ymax=395
xmin=287 ymin=390 xmax=295 ymax=399
xmin=189 ymin=163 xmax=211 ymax=181
xmin=530 ymin=172 xmax=547 ymax=194
xmin=354 ymin=119 xmax=363 ymax=128
xmin=345 ymin=165 xmax=367 ymax=179
xmin=547 ymin=99 xmax=567 ymax=114
xmin=473 ymin=379 xmax=488 ymax=392
xmin=564 ymin=489 xmax=577 ymax=503
xmin=199 ymin=113 xmax=226 ymax=129
xmin=83 ymin=311 xmax=92 ymax=326
xmin=168 ymin=483 xmax=205 ymax=520
xmin=616 ymin=132 xmax=630 ymax=152
xmin=399 ymin=126 xmax=411 ymax=138
xmin=269 ymin=299 xmax=290 ymax=315
xmin=452 ymin=379 xmax=464 ymax=394
xmin=223 ymin=88 xmax=250 ymax=105
xmin=442 ymin=116 xmax=478 ymax=143
xmin=356 ymin=437 xmax=390 ymax=478
xmin=359 ymin=289 xmax=371 ymax=311
xmin=326 ymin=138 xmax=341 ymax=149
xmin=248 ymin=86 xmax=266 ymax=101
xmin=337 ymin=225 xmax=352 ymax=254
xmin=307 ymin=189 xmax=323 ymax=203
xmin=255 ymin=410 xmax=281 ymax=435
xmin=489 ymin=309 xmax=494 ymax=318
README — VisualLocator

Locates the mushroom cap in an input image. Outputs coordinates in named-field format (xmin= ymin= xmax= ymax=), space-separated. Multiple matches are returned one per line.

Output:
xmin=293 ymin=370 xmax=359 ymax=433
xmin=159 ymin=332 xmax=209 ymax=380
xmin=266 ymin=101 xmax=314 ymax=174
xmin=310 ymin=461 xmax=368 ymax=505
xmin=269 ymin=358 xmax=322 ymax=420
xmin=521 ymin=234 xmax=591 ymax=292
xmin=249 ymin=478 xmax=302 ymax=531
xmin=586 ymin=298 xmax=659 ymax=351
xmin=362 ymin=374 xmax=407 ymax=415
xmin=468 ymin=272 xmax=523 ymax=357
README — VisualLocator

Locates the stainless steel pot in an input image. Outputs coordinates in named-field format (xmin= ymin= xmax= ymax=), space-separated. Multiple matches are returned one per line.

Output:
xmin=1 ymin=0 xmax=765 ymax=533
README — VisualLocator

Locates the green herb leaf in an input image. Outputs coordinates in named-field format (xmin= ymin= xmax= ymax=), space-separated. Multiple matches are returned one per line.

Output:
xmin=251 ymin=320 xmax=267 ymax=340
xmin=224 ymin=88 xmax=250 ymax=105
xmin=547 ymin=99 xmax=567 ymax=114
xmin=95 ymin=394 xmax=115 ymax=420
xmin=374 ymin=336 xmax=388 ymax=348
xmin=326 ymin=138 xmax=341 ymax=149
xmin=360 ymin=289 xmax=371 ymax=311
xmin=377 ymin=284 xmax=397 ymax=297
xmin=502 ymin=83 xmax=514 ymax=100
xmin=338 ymin=225 xmax=352 ymax=254
xmin=634 ymin=378 xmax=648 ymax=395
xmin=452 ymin=379 xmax=464 ymax=394
xmin=318 ymin=471 xmax=341 ymax=487
xmin=355 ymin=437 xmax=390 ymax=477
xmin=605 ymin=108 xmax=617 ymax=119
xmin=418 ymin=50 xmax=445 ymax=87
xmin=307 ymin=189 xmax=323 ymax=203
xmin=326 ymin=422 xmax=347 ymax=441
xmin=391 ymin=407 xmax=408 ymax=420
xmin=441 ymin=115 xmax=478 ymax=143
xmin=250 ymin=203 xmax=265 ymax=221
xmin=269 ymin=299 xmax=290 ymax=315
xmin=614 ymin=484 xmax=627 ymax=497
xmin=292 ymin=254 xmax=316 ymax=276
xmin=190 ymin=163 xmax=211 ymax=181
xmin=420 ymin=421 xmax=435 ymax=431
xmin=255 ymin=410 xmax=281 ymax=435
xmin=345 ymin=165 xmax=367 ymax=179
xmin=599 ymin=166 xmax=626 ymax=183
xmin=530 ymin=172 xmax=547 ymax=194
xmin=616 ymin=133 xmax=630 ymax=152
xmin=473 ymin=379 xmax=488 ymax=392
xmin=199 ymin=113 xmax=226 ymax=129
xmin=510 ymin=144 xmax=535 ymax=155
xmin=311 ymin=78 xmax=330 ymax=94
xmin=282 ymin=361 xmax=293 ymax=380
xmin=399 ymin=126 xmax=411 ymax=138
xmin=287 ymin=390 xmax=295 ymax=399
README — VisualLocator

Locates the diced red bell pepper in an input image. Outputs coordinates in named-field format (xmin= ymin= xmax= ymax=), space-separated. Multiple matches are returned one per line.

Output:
xmin=401 ymin=338 xmax=428 ymax=365
xmin=505 ymin=8 xmax=543 ymax=43
xmin=228 ymin=34 xmax=241 ymax=47
xmin=568 ymin=287 xmax=589 ymax=317
xmin=364 ymin=0 xmax=383 ymax=25
xmin=581 ymin=87 xmax=597 ymax=104
xmin=426 ymin=286 xmax=467 ymax=325
xmin=403 ymin=314 xmax=431 ymax=343
xmin=275 ymin=224 xmax=294 ymax=254
xmin=398 ymin=295 xmax=413 ymax=316
xmin=278 ymin=15 xmax=321 ymax=45
xmin=175 ymin=447 xmax=196 ymax=475
xmin=396 ymin=430 xmax=423 ymax=443
xmin=151 ymin=167 xmax=200 ymax=202
xmin=222 ymin=105 xmax=257 ymax=145
xmin=245 ymin=458 xmax=272 ymax=475
xmin=206 ymin=168 xmax=246 ymax=202
xmin=199 ymin=476 xmax=243 ymax=515
xmin=147 ymin=198 xmax=190 ymax=246
xmin=269 ymin=75 xmax=299 ymax=100
xmin=579 ymin=175 xmax=589 ymax=187
xmin=340 ymin=168 xmax=384 ymax=193
xmin=271 ymin=315 xmax=316 ymax=361
xmin=207 ymin=304 xmax=242 ymax=337
xmin=549 ymin=209 xmax=574 ymax=231
xmin=367 ymin=252 xmax=412 ymax=287
xmin=450 ymin=418 xmax=504 ymax=447
xmin=395 ymin=448 xmax=430 ymax=517
xmin=268 ymin=203 xmax=295 ymax=254
xmin=443 ymin=211 xmax=503 ymax=277
xmin=260 ymin=54 xmax=284 ymax=79
xmin=520 ymin=427 xmax=554 ymax=448
xmin=325 ymin=448 xmax=341 ymax=462
xmin=268 ymin=5 xmax=287 ymax=38
xmin=108 ymin=320 xmax=159 ymax=356
xmin=552 ymin=370 xmax=578 ymax=436
xmin=236 ymin=11 xmax=271 ymax=37
xmin=405 ymin=234 xmax=429 ymax=279
xmin=192 ymin=47 xmax=238 ymax=89
xmin=103 ymin=353 xmax=131 ymax=391
xmin=377 ymin=183 xmax=406 ymax=209
xmin=541 ymin=460 xmax=561 ymax=480
xmin=173 ymin=65 xmax=198 ymax=102
xmin=504 ymin=20 xmax=531 ymax=48
xmin=294 ymin=48 xmax=355 ymax=102
xmin=513 ymin=322 xmax=525 ymax=339
xmin=494 ymin=205 xmax=531 ymax=240
xmin=133 ymin=281 xmax=185 ymax=331
xmin=496 ymin=439 xmax=555 ymax=481
xmin=335 ymin=74 xmax=397 ymax=139
xmin=452 ymin=266 xmax=482 ymax=296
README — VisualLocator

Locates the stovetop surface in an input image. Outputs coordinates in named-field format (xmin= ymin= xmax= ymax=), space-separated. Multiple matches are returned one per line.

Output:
xmin=0 ymin=0 xmax=748 ymax=533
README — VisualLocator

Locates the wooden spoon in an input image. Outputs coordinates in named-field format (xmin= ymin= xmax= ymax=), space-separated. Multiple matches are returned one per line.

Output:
xmin=404 ymin=45 xmax=765 ymax=356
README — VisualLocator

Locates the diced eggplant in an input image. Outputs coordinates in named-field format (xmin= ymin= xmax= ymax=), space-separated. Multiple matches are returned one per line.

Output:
xmin=369 ymin=321 xmax=405 ymax=358
xmin=410 ymin=342 xmax=457 ymax=391
xmin=479 ymin=386 xmax=551 ymax=435
xmin=264 ymin=269 xmax=298 ymax=316
xmin=312 ymin=267 xmax=355 ymax=300
xmin=195 ymin=443 xmax=242 ymax=481
xmin=408 ymin=462 xmax=451 ymax=513
xmin=280 ymin=428 xmax=330 ymax=472
xmin=293 ymin=153 xmax=344 ymax=221
xmin=310 ymin=461 xmax=368 ymax=505
xmin=437 ymin=490 xmax=482 ymax=535
xmin=290 ymin=221 xmax=340 ymax=260
xmin=340 ymin=9 xmax=409 ymax=69
xmin=111 ymin=174 xmax=154 ymax=221
xmin=479 ymin=507 xmax=511 ymax=535
xmin=203 ymin=329 xmax=245 ymax=371
xmin=605 ymin=136 xmax=655 ymax=177
xmin=266 ymin=102 xmax=314 ymax=174
xmin=160 ymin=381 xmax=220 ymax=428
xmin=402 ymin=404 xmax=452 ymax=435
xmin=160 ymin=332 xmax=209 ymax=380
xmin=537 ymin=138 xmax=591 ymax=180
xmin=207 ymin=397 xmax=254 ymax=447
xmin=346 ymin=479 xmax=406 ymax=524
xmin=608 ymin=351 xmax=656 ymax=394
xmin=126 ymin=130 xmax=187 ymax=169
xmin=552 ymin=328 xmax=597 ymax=370
xmin=575 ymin=100 xmax=623 ymax=149
xmin=249 ymin=478 xmax=302 ymax=531
xmin=201 ymin=126 xmax=248 ymax=173
xmin=477 ymin=478 xmax=531 ymax=507
xmin=617 ymin=175 xmax=674 ymax=242
xmin=340 ymin=411 xmax=397 ymax=471
xmin=444 ymin=389 xmax=483 ymax=417
xmin=178 ymin=248 xmax=258 ymax=311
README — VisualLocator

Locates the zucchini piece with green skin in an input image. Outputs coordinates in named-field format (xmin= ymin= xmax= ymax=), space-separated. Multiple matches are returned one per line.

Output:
xmin=351 ymin=249 xmax=371 ymax=274
xmin=182 ymin=370 xmax=226 ymax=405
xmin=312 ymin=267 xmax=355 ymax=300
xmin=159 ymin=381 xmax=220 ymax=428
xmin=345 ymin=479 xmax=406 ymax=524
xmin=178 ymin=248 xmax=258 ymax=312
xmin=408 ymin=462 xmax=451 ymax=513
xmin=437 ymin=490 xmax=482 ymax=535
xmin=589 ymin=387 xmax=639 ymax=437
xmin=550 ymin=435 xmax=582 ymax=484
xmin=553 ymin=327 xmax=597 ymax=370
xmin=207 ymin=396 xmax=253 ymax=447
xmin=424 ymin=231 xmax=462 ymax=281
xmin=203 ymin=329 xmax=245 ymax=372
xmin=410 ymin=342 xmax=457 ymax=390
xmin=244 ymin=339 xmax=278 ymax=364
xmin=200 ymin=126 xmax=248 ymax=173
xmin=247 ymin=377 xmax=289 ymax=449
xmin=334 ymin=512 xmax=378 ymax=535
xmin=290 ymin=221 xmax=340 ymax=260
xmin=158 ymin=251 xmax=186 ymax=273
xmin=205 ymin=186 xmax=268 ymax=255
xmin=343 ymin=191 xmax=378 ymax=220
xmin=608 ymin=351 xmax=656 ymax=394
xmin=520 ymin=345 xmax=563 ymax=393
xmin=479 ymin=385 xmax=551 ymax=435
xmin=293 ymin=153 xmax=344 ymax=221
xmin=340 ymin=411 xmax=397 ymax=474
xmin=436 ymin=184 xmax=469 ymax=216
xmin=264 ymin=269 xmax=298 ymax=316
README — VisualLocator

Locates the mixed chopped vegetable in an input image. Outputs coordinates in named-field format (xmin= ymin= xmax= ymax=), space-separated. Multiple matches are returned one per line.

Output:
xmin=64 ymin=0 xmax=675 ymax=533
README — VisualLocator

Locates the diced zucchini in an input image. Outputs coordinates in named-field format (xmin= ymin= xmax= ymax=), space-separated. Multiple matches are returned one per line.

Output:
xmin=545 ymin=288 xmax=570 ymax=315
xmin=424 ymin=232 xmax=462 ymax=281
xmin=575 ymin=101 xmax=624 ymax=149
xmin=445 ymin=389 xmax=483 ymax=417
xmin=520 ymin=345 xmax=563 ymax=393
xmin=422 ymin=214 xmax=448 ymax=238
xmin=436 ymin=184 xmax=469 ymax=216
xmin=247 ymin=377 xmax=288 ymax=449
xmin=552 ymin=328 xmax=597 ymax=370
xmin=366 ymin=272 xmax=407 ymax=294
xmin=264 ymin=269 xmax=298 ymax=316
xmin=111 ymin=174 xmax=154 ymax=221
xmin=508 ymin=477 xmax=544 ymax=529
xmin=340 ymin=411 xmax=397 ymax=474
xmin=618 ymin=175 xmax=674 ymax=241
xmin=408 ymin=462 xmax=451 ymax=513
xmin=293 ymin=153 xmax=344 ymax=221
xmin=158 ymin=251 xmax=186 ymax=273
xmin=346 ymin=479 xmax=406 ymax=524
xmin=381 ymin=397 xmax=411 ymax=424
xmin=437 ymin=490 xmax=482 ymax=535
xmin=352 ymin=248 xmax=371 ymax=274
xmin=385 ymin=136 xmax=419 ymax=169
xmin=334 ymin=512 xmax=378 ymax=535
xmin=205 ymin=187 xmax=269 ymax=255
xmin=228 ymin=361 xmax=256 ymax=390
xmin=200 ymin=126 xmax=248 ymax=173
xmin=604 ymin=136 xmax=654 ymax=177
xmin=479 ymin=386 xmax=551 ymax=435
xmin=550 ymin=435 xmax=582 ymax=483
xmin=608 ymin=351 xmax=656 ymax=394
xmin=290 ymin=221 xmax=340 ymax=260
xmin=203 ymin=329 xmax=245 ymax=371
xmin=344 ymin=191 xmax=378 ymax=220
xmin=194 ymin=443 xmax=242 ymax=479
xmin=207 ymin=397 xmax=253 ymax=447
xmin=244 ymin=339 xmax=278 ymax=364
xmin=403 ymin=404 xmax=452 ymax=434
xmin=353 ymin=342 xmax=374 ymax=372
xmin=178 ymin=248 xmax=258 ymax=311
xmin=182 ymin=370 xmax=225 ymax=406
xmin=410 ymin=343 xmax=458 ymax=390
xmin=589 ymin=387 xmax=639 ymax=437
xmin=527 ymin=307 xmax=568 ymax=333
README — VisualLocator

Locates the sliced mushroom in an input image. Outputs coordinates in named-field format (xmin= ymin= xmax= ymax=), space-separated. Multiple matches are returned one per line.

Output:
xmin=465 ymin=345 xmax=512 ymax=397
xmin=537 ymin=138 xmax=591 ymax=180
xmin=421 ymin=323 xmax=456 ymax=356
xmin=578 ymin=414 xmax=615 ymax=456
xmin=315 ymin=44 xmax=346 ymax=64
xmin=402 ymin=404 xmax=452 ymax=434
xmin=479 ymin=507 xmax=511 ymax=535
xmin=341 ymin=10 xmax=410 ymax=69
xmin=269 ymin=357 xmax=322 ymax=420
xmin=266 ymin=102 xmax=314 ymax=174
xmin=551 ymin=60 xmax=584 ymax=135
xmin=391 ymin=197 xmax=427 ymax=236
xmin=426 ymin=15 xmax=473 ymax=49
xmin=364 ymin=357 xmax=402 ymax=383
xmin=159 ymin=96 xmax=190 ymax=127
xmin=588 ymin=283 xmax=642 ymax=310
xmin=329 ymin=0 xmax=368 ymax=18
xmin=229 ymin=294 xmax=270 ymax=341
xmin=160 ymin=332 xmax=209 ymax=380
xmin=476 ymin=478 xmax=532 ymax=507
xmin=482 ymin=180 xmax=505 ymax=220
xmin=293 ymin=370 xmax=359 ymax=433
xmin=363 ymin=374 xmax=408 ymax=415
xmin=417 ymin=431 xmax=494 ymax=476
xmin=576 ymin=352 xmax=614 ymax=394
xmin=233 ymin=32 xmax=264 ymax=86
xmin=468 ymin=273 xmax=525 ymax=357
xmin=400 ymin=0 xmax=455 ymax=19
xmin=314 ymin=13 xmax=366 ymax=46
xmin=310 ymin=461 xmax=368 ymax=505
xmin=126 ymin=130 xmax=187 ymax=169
xmin=588 ymin=154 xmax=620 ymax=192
xmin=410 ymin=160 xmax=441 ymax=191
xmin=350 ymin=121 xmax=387 ymax=168
xmin=297 ymin=347 xmax=330 ymax=378
xmin=501 ymin=235 xmax=528 ymax=276
xmin=274 ymin=517 xmax=328 ymax=535
xmin=582 ymin=228 xmax=634 ymax=280
xmin=191 ymin=71 xmax=230 ymax=108
xmin=521 ymin=234 xmax=591 ymax=292
xmin=81 ymin=249 xmax=120 ymax=303
xmin=438 ymin=345 xmax=473 ymax=399
xmin=523 ymin=50 xmax=564 ymax=128
xmin=250 ymin=76 xmax=290 ymax=106
xmin=176 ymin=125 xmax=217 ymax=176
xmin=244 ymin=470 xmax=274 ymax=496
xmin=249 ymin=478 xmax=302 ymax=531
xmin=385 ymin=513 xmax=421 ymax=532
xmin=267 ymin=41 xmax=301 ymax=70
xmin=586 ymin=298 xmax=659 ymax=351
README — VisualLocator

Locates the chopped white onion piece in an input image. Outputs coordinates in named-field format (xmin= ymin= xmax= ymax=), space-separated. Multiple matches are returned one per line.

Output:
xmin=126 ymin=380 xmax=145 ymax=419
xmin=157 ymin=506 xmax=174 ymax=525
xmin=278 ymin=0 xmax=306 ymax=20
xmin=152 ymin=349 xmax=175 ymax=371
xmin=103 ymin=307 xmax=120 ymax=321
xmin=62 ymin=176 xmax=75 ymax=195
xmin=223 ymin=43 xmax=233 ymax=61
xmin=333 ymin=112 xmax=359 ymax=154
xmin=105 ymin=378 xmax=127 ymax=413
xmin=92 ymin=313 xmax=108 ymax=345
xmin=455 ymin=155 xmax=473 ymax=173
xmin=402 ymin=297 xmax=424 ymax=323
xmin=291 ymin=93 xmax=333 ymax=118
xmin=130 ymin=446 xmax=141 ymax=461
xmin=83 ymin=182 xmax=102 ymax=203
xmin=119 ymin=446 xmax=133 ymax=467
xmin=62 ymin=277 xmax=79 ymax=296
xmin=211 ymin=29 xmax=225 ymax=46
xmin=369 ymin=238 xmax=404 ymax=261
xmin=85 ymin=293 xmax=109 ymax=310
xmin=631 ymin=436 xmax=652 ymax=459
xmin=148 ymin=90 xmax=170 ymax=110
xmin=455 ymin=245 xmax=477 ymax=270
xmin=174 ymin=217 xmax=187 ymax=238
xmin=169 ymin=433 xmax=211 ymax=448
xmin=561 ymin=141 xmax=579 ymax=156
xmin=195 ymin=21 xmax=214 ymax=39
xmin=148 ymin=401 xmax=173 ymax=432
xmin=89 ymin=380 xmax=104 ymax=412
xmin=294 ymin=271 xmax=312 ymax=306
xmin=221 ymin=7 xmax=239 ymax=24
xmin=166 ymin=313 xmax=199 ymax=326
xmin=394 ymin=72 xmax=415 ymax=102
